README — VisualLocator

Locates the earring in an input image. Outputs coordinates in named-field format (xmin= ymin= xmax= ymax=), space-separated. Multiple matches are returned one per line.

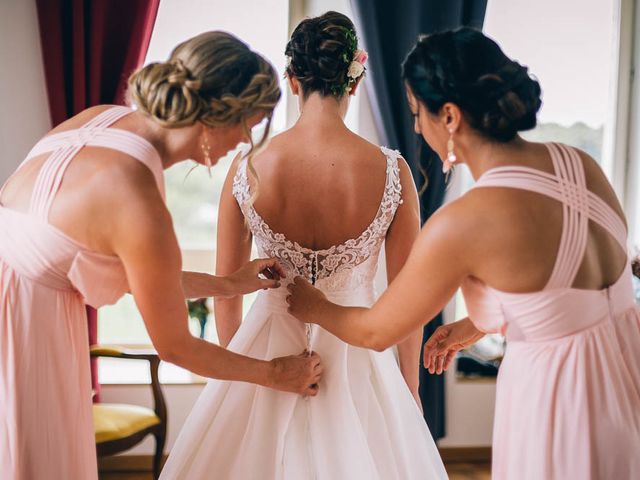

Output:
xmin=201 ymin=132 xmax=213 ymax=177
xmin=444 ymin=129 xmax=457 ymax=173
xmin=201 ymin=135 xmax=212 ymax=166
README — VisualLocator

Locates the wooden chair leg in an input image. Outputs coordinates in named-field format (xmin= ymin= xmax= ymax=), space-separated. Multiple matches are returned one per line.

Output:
xmin=153 ymin=430 xmax=166 ymax=480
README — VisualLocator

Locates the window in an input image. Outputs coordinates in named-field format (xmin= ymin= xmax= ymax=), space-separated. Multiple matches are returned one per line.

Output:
xmin=624 ymin=1 xmax=640 ymax=250
xmin=451 ymin=0 xmax=620 ymax=377
xmin=485 ymin=0 xmax=618 ymax=167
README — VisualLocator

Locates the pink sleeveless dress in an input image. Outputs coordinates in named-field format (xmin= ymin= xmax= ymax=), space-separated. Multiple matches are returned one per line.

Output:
xmin=462 ymin=143 xmax=640 ymax=479
xmin=0 ymin=106 xmax=164 ymax=479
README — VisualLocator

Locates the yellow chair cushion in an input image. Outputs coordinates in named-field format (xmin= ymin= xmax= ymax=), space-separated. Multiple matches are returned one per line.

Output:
xmin=90 ymin=345 xmax=125 ymax=356
xmin=93 ymin=403 xmax=160 ymax=443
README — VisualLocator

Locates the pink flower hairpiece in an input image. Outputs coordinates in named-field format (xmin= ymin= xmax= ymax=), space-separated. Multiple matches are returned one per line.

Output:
xmin=346 ymin=49 xmax=368 ymax=92
xmin=354 ymin=49 xmax=368 ymax=65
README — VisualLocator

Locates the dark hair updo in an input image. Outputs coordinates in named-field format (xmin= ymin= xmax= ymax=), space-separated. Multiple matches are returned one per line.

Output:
xmin=402 ymin=28 xmax=542 ymax=142
xmin=285 ymin=11 xmax=361 ymax=98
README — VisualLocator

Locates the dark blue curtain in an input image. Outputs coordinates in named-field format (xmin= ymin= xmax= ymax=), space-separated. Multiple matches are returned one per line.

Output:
xmin=349 ymin=0 xmax=488 ymax=440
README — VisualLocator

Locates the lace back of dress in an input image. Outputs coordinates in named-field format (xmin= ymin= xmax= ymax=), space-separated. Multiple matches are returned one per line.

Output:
xmin=232 ymin=147 xmax=403 ymax=291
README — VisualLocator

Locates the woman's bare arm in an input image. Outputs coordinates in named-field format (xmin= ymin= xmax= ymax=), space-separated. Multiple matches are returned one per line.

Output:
xmin=287 ymin=199 xmax=471 ymax=352
xmin=214 ymin=156 xmax=254 ymax=347
xmin=181 ymin=257 xmax=285 ymax=300
xmin=109 ymin=163 xmax=319 ymax=395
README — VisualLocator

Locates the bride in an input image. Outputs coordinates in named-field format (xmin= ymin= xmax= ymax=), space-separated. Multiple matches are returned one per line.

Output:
xmin=160 ymin=11 xmax=447 ymax=479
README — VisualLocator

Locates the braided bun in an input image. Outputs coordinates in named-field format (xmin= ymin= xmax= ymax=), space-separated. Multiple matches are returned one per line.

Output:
xmin=128 ymin=31 xmax=281 ymax=129
xmin=203 ymin=60 xmax=281 ymax=127
xmin=128 ymin=59 xmax=206 ymax=127
xmin=402 ymin=28 xmax=542 ymax=142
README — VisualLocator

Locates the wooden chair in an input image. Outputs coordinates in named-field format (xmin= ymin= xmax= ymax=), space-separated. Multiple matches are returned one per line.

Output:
xmin=91 ymin=345 xmax=167 ymax=479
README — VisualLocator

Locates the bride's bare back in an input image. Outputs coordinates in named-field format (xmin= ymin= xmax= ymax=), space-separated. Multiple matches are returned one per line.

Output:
xmin=249 ymin=122 xmax=394 ymax=251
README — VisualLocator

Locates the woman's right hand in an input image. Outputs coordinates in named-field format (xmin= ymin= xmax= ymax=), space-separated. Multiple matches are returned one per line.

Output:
xmin=266 ymin=351 xmax=323 ymax=396
xmin=223 ymin=258 xmax=287 ymax=297
xmin=286 ymin=277 xmax=330 ymax=326
xmin=423 ymin=317 xmax=485 ymax=374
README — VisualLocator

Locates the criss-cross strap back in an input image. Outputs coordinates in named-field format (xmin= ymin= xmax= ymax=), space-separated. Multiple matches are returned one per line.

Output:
xmin=473 ymin=142 xmax=628 ymax=290
xmin=0 ymin=106 xmax=164 ymax=222
xmin=232 ymin=146 xmax=404 ymax=284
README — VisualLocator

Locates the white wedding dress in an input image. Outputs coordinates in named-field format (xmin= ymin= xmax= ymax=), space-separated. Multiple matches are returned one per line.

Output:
xmin=160 ymin=147 xmax=448 ymax=479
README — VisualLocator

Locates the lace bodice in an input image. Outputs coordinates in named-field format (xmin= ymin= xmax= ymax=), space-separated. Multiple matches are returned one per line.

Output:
xmin=232 ymin=146 xmax=404 ymax=292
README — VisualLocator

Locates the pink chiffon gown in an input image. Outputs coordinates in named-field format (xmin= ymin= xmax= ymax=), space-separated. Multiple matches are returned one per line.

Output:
xmin=0 ymin=106 xmax=164 ymax=479
xmin=462 ymin=143 xmax=640 ymax=479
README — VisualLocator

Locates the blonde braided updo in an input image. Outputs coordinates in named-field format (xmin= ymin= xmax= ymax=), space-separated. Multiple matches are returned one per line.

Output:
xmin=128 ymin=31 xmax=281 ymax=193
xmin=128 ymin=31 xmax=280 ymax=128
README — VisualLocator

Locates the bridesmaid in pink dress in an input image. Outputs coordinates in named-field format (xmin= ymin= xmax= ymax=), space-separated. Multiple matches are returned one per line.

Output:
xmin=0 ymin=32 xmax=321 ymax=480
xmin=288 ymin=28 xmax=640 ymax=479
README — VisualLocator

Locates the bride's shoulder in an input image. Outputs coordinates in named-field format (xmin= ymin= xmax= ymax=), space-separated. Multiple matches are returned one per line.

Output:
xmin=251 ymin=129 xmax=294 ymax=162
xmin=371 ymin=143 xmax=413 ymax=187
xmin=331 ymin=132 xmax=414 ymax=188
xmin=343 ymin=130 xmax=392 ymax=158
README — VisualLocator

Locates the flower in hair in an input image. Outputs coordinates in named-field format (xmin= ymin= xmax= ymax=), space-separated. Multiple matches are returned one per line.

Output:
xmin=347 ymin=61 xmax=365 ymax=80
xmin=345 ymin=48 xmax=368 ymax=93
xmin=347 ymin=49 xmax=368 ymax=80
xmin=354 ymin=49 xmax=368 ymax=65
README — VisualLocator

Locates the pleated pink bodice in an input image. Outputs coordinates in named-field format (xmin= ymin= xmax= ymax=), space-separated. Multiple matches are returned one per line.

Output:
xmin=0 ymin=106 xmax=164 ymax=308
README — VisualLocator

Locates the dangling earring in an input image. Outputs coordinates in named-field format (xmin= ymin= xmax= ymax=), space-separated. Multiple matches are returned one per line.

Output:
xmin=444 ymin=129 xmax=457 ymax=173
xmin=201 ymin=132 xmax=213 ymax=177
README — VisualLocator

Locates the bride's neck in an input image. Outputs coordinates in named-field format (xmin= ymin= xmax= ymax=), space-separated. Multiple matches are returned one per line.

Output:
xmin=296 ymin=92 xmax=349 ymax=128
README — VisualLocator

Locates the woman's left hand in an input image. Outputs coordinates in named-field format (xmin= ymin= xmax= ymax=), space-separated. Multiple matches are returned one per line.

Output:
xmin=286 ymin=277 xmax=328 ymax=325
xmin=423 ymin=317 xmax=485 ymax=374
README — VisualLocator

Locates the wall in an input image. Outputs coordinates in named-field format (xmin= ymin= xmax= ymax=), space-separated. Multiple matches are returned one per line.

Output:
xmin=0 ymin=0 xmax=51 ymax=184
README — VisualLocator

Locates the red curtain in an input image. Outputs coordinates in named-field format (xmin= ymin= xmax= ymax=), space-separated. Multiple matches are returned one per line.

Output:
xmin=35 ymin=0 xmax=160 ymax=400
